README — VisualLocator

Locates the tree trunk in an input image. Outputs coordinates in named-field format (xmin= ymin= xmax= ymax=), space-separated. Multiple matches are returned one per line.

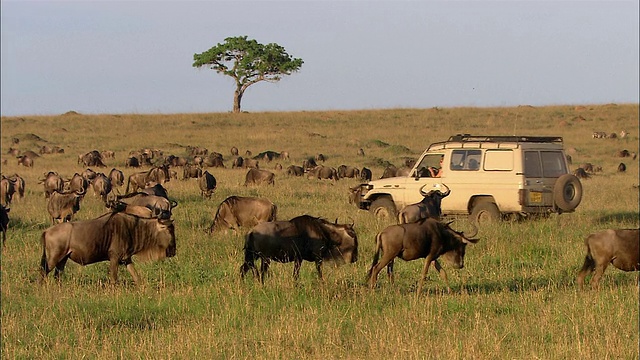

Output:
xmin=233 ymin=88 xmax=243 ymax=113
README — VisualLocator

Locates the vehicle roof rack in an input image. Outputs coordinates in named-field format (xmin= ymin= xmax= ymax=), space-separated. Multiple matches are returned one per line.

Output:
xmin=446 ymin=134 xmax=563 ymax=143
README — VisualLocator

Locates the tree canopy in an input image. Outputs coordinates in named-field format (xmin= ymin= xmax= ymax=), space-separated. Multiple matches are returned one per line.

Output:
xmin=193 ymin=36 xmax=304 ymax=113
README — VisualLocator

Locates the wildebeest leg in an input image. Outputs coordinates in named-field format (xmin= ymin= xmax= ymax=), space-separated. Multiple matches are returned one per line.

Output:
xmin=293 ymin=259 xmax=303 ymax=281
xmin=260 ymin=258 xmax=270 ymax=283
xmin=314 ymin=259 xmax=324 ymax=281
xmin=590 ymin=263 xmax=609 ymax=290
xmin=387 ymin=260 xmax=395 ymax=284
xmin=53 ymin=254 xmax=70 ymax=281
xmin=433 ymin=260 xmax=451 ymax=293
xmin=109 ymin=258 xmax=120 ymax=284
xmin=417 ymin=255 xmax=435 ymax=295
xmin=576 ymin=254 xmax=596 ymax=289
xmin=125 ymin=263 xmax=140 ymax=285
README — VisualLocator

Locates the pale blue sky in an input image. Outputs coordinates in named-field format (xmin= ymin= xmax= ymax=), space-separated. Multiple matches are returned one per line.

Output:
xmin=1 ymin=1 xmax=638 ymax=116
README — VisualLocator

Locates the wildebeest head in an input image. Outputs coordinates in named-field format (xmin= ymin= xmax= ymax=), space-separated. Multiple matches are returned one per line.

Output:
xmin=440 ymin=221 xmax=479 ymax=269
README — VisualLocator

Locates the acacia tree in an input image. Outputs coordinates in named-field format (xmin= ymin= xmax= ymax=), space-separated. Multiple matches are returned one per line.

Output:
xmin=193 ymin=36 xmax=304 ymax=113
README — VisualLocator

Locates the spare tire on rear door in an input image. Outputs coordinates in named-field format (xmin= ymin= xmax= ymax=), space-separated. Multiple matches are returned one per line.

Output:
xmin=553 ymin=174 xmax=582 ymax=212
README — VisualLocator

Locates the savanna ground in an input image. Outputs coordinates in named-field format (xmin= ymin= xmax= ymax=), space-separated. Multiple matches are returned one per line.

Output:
xmin=1 ymin=104 xmax=638 ymax=359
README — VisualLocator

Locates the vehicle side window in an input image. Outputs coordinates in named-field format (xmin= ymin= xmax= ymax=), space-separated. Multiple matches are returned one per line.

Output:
xmin=484 ymin=150 xmax=513 ymax=171
xmin=524 ymin=151 xmax=542 ymax=177
xmin=450 ymin=150 xmax=482 ymax=171
xmin=541 ymin=151 xmax=567 ymax=178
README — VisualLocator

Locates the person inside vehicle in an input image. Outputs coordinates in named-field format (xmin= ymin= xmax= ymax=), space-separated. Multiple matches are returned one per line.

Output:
xmin=429 ymin=156 xmax=444 ymax=177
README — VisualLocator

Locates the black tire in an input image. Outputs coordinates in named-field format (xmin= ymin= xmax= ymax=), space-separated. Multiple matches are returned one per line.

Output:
xmin=554 ymin=174 xmax=582 ymax=212
xmin=469 ymin=202 xmax=501 ymax=226
xmin=370 ymin=197 xmax=397 ymax=220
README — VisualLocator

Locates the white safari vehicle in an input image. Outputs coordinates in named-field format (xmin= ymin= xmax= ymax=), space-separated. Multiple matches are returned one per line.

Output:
xmin=354 ymin=134 xmax=582 ymax=224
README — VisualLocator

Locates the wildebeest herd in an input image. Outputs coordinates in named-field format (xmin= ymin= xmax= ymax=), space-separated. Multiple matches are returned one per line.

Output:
xmin=1 ymin=143 xmax=638 ymax=292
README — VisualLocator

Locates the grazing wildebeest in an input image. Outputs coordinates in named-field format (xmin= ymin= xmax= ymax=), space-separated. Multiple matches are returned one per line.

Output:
xmin=39 ymin=210 xmax=176 ymax=284
xmin=199 ymin=171 xmax=217 ymax=199
xmin=82 ymin=168 xmax=98 ymax=182
xmin=244 ymin=168 xmax=275 ymax=186
xmin=573 ymin=168 xmax=590 ymax=179
xmin=231 ymin=156 xmax=244 ymax=169
xmin=315 ymin=153 xmax=326 ymax=162
xmin=169 ymin=156 xmax=188 ymax=167
xmin=101 ymin=150 xmax=115 ymax=159
xmin=47 ymin=188 xmax=86 ymax=224
xmin=183 ymin=164 xmax=202 ymax=180
xmin=79 ymin=150 xmax=106 ymax=167
xmin=126 ymin=165 xmax=170 ymax=193
xmin=0 ymin=176 xmax=15 ymax=206
xmin=398 ymin=184 xmax=451 ymax=224
xmin=108 ymin=168 xmax=125 ymax=188
xmin=302 ymin=158 xmax=317 ymax=171
xmin=17 ymin=155 xmax=33 ymax=167
xmin=360 ymin=167 xmax=372 ymax=181
xmin=274 ymin=163 xmax=283 ymax=171
xmin=91 ymin=173 xmax=112 ymax=202
xmin=67 ymin=173 xmax=88 ymax=193
xmin=0 ymin=205 xmax=9 ymax=247
xmin=188 ymin=146 xmax=208 ymax=156
xmin=337 ymin=165 xmax=360 ymax=179
xmin=243 ymin=157 xmax=259 ymax=169
xmin=280 ymin=151 xmax=290 ymax=160
xmin=580 ymin=163 xmax=594 ymax=173
xmin=125 ymin=156 xmax=140 ymax=168
xmin=618 ymin=163 xmax=626 ymax=172
xmin=109 ymin=191 xmax=176 ymax=219
xmin=41 ymin=171 xmax=65 ymax=199
xmin=210 ymin=196 xmax=277 ymax=233
xmin=367 ymin=219 xmax=479 ymax=294
xmin=357 ymin=148 xmax=365 ymax=157
xmin=230 ymin=146 xmax=239 ymax=156
xmin=240 ymin=215 xmax=358 ymax=282
xmin=381 ymin=165 xmax=398 ymax=179
xmin=7 ymin=174 xmax=25 ymax=201
xmin=307 ymin=165 xmax=338 ymax=181
xmin=22 ymin=150 xmax=40 ymax=160
xmin=203 ymin=153 xmax=225 ymax=168
xmin=253 ymin=150 xmax=281 ymax=162
xmin=576 ymin=229 xmax=639 ymax=290
xmin=286 ymin=165 xmax=304 ymax=177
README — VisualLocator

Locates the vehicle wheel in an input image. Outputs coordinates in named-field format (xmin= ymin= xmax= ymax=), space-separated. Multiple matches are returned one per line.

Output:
xmin=469 ymin=202 xmax=501 ymax=226
xmin=370 ymin=197 xmax=398 ymax=221
xmin=553 ymin=174 xmax=582 ymax=212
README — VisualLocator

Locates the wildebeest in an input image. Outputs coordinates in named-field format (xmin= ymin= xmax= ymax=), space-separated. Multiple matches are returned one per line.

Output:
xmin=367 ymin=219 xmax=479 ymax=294
xmin=47 ymin=188 xmax=86 ymax=224
xmin=592 ymin=131 xmax=608 ymax=139
xmin=357 ymin=148 xmax=365 ymax=156
xmin=398 ymin=184 xmax=451 ymax=224
xmin=41 ymin=171 xmax=64 ymax=199
xmin=17 ymin=155 xmax=33 ymax=167
xmin=286 ymin=165 xmax=304 ymax=177
xmin=230 ymin=146 xmax=239 ymax=156
xmin=183 ymin=164 xmax=202 ymax=180
xmin=7 ymin=174 xmax=25 ymax=201
xmin=188 ymin=146 xmax=208 ymax=156
xmin=302 ymin=158 xmax=317 ymax=171
xmin=78 ymin=150 xmax=106 ymax=167
xmin=244 ymin=168 xmax=275 ymax=186
xmin=203 ymin=153 xmax=225 ymax=168
xmin=618 ymin=163 xmax=627 ymax=172
xmin=573 ymin=168 xmax=590 ymax=179
xmin=243 ymin=157 xmax=259 ymax=169
xmin=280 ymin=151 xmax=290 ymax=160
xmin=199 ymin=171 xmax=217 ymax=199
xmin=381 ymin=165 xmax=398 ymax=179
xmin=337 ymin=165 xmax=360 ymax=179
xmin=125 ymin=156 xmax=140 ymax=168
xmin=315 ymin=153 xmax=326 ymax=162
xmin=210 ymin=196 xmax=277 ymax=233
xmin=360 ymin=167 xmax=372 ymax=181
xmin=110 ymin=192 xmax=177 ymax=218
xmin=395 ymin=166 xmax=412 ymax=177
xmin=140 ymin=182 xmax=169 ymax=199
xmin=253 ymin=150 xmax=281 ymax=162
xmin=108 ymin=168 xmax=125 ymax=188
xmin=91 ymin=173 xmax=112 ymax=202
xmin=67 ymin=173 xmax=88 ymax=193
xmin=580 ymin=163 xmax=594 ymax=173
xmin=240 ymin=215 xmax=358 ymax=282
xmin=126 ymin=165 xmax=170 ymax=193
xmin=82 ymin=168 xmax=98 ymax=182
xmin=0 ymin=205 xmax=9 ymax=247
xmin=39 ymin=210 xmax=176 ymax=284
xmin=231 ymin=156 xmax=244 ymax=169
xmin=0 ymin=176 xmax=15 ymax=206
xmin=307 ymin=165 xmax=338 ymax=181
xmin=101 ymin=150 xmax=115 ymax=159
xmin=576 ymin=229 xmax=639 ymax=290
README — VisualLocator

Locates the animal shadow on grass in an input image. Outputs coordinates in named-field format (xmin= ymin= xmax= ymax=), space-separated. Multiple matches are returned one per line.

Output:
xmin=596 ymin=212 xmax=640 ymax=225
xmin=459 ymin=275 xmax=576 ymax=295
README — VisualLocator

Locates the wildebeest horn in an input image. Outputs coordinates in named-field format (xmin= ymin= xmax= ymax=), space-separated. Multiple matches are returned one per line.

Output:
xmin=462 ymin=222 xmax=479 ymax=239
xmin=170 ymin=200 xmax=178 ymax=209
xmin=440 ymin=183 xmax=451 ymax=196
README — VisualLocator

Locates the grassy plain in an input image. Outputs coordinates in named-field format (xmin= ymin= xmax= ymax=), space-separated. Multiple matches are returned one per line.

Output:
xmin=1 ymin=104 xmax=639 ymax=359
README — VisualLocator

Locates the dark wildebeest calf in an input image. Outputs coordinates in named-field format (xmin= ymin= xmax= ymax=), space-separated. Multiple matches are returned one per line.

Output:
xmin=367 ymin=219 xmax=479 ymax=294
xmin=240 ymin=215 xmax=358 ymax=283
xmin=576 ymin=228 xmax=639 ymax=290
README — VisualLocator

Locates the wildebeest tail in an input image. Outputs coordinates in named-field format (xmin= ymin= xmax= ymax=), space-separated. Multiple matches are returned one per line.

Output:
xmin=367 ymin=232 xmax=383 ymax=279
xmin=39 ymin=232 xmax=50 ymax=276
xmin=270 ymin=204 xmax=278 ymax=222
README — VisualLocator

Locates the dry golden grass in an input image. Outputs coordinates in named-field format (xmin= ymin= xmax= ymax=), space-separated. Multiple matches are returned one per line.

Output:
xmin=1 ymin=104 xmax=638 ymax=359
